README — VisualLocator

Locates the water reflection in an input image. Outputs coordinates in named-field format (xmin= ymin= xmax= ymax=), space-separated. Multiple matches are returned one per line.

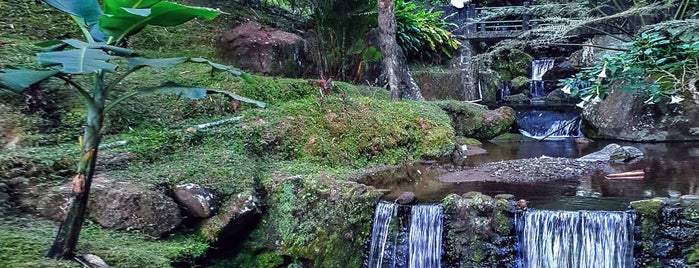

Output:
xmin=361 ymin=140 xmax=699 ymax=211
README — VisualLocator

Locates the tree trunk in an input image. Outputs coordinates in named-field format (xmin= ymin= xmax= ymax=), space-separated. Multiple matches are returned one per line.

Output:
xmin=377 ymin=0 xmax=424 ymax=101
xmin=47 ymin=73 xmax=105 ymax=259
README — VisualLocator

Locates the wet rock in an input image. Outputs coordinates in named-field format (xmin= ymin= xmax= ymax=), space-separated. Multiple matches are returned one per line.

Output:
xmin=583 ymin=86 xmax=699 ymax=141
xmin=395 ymin=191 xmax=417 ymax=205
xmin=578 ymin=143 xmax=643 ymax=162
xmin=680 ymin=195 xmax=699 ymax=206
xmin=218 ymin=22 xmax=315 ymax=77
xmin=544 ymin=88 xmax=578 ymax=103
xmin=502 ymin=93 xmax=530 ymax=104
xmin=441 ymin=193 xmax=518 ymax=267
xmin=197 ymin=193 xmax=261 ymax=243
xmin=654 ymin=238 xmax=676 ymax=257
xmin=35 ymin=176 xmax=182 ymax=237
xmin=173 ymin=183 xmax=217 ymax=218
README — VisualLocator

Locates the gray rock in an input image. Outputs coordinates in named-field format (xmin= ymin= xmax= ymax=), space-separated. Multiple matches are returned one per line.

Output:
xmin=579 ymin=143 xmax=622 ymax=161
xmin=83 ymin=254 xmax=111 ymax=268
xmin=680 ymin=195 xmax=699 ymax=206
xmin=197 ymin=193 xmax=261 ymax=243
xmin=36 ymin=176 xmax=182 ymax=237
xmin=503 ymin=93 xmax=530 ymax=104
xmin=173 ymin=183 xmax=217 ymax=218
xmin=583 ymin=86 xmax=699 ymax=141
xmin=396 ymin=191 xmax=417 ymax=205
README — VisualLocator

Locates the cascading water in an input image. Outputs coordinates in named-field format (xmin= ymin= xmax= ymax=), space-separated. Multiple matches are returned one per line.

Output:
xmin=516 ymin=210 xmax=635 ymax=268
xmin=517 ymin=109 xmax=582 ymax=140
xmin=365 ymin=202 xmax=443 ymax=268
xmin=367 ymin=201 xmax=398 ymax=268
xmin=408 ymin=205 xmax=443 ymax=268
xmin=529 ymin=59 xmax=555 ymax=98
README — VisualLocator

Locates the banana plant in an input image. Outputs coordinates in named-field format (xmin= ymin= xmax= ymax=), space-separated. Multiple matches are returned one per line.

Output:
xmin=0 ymin=0 xmax=265 ymax=260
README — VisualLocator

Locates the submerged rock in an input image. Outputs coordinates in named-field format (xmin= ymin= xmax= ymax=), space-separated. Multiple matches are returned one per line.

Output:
xmin=173 ymin=183 xmax=217 ymax=218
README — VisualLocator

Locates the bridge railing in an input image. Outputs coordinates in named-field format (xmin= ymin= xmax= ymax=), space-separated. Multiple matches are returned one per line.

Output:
xmin=463 ymin=1 xmax=538 ymax=34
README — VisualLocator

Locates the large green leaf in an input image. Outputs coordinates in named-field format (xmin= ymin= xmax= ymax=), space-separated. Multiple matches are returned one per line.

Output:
xmin=38 ymin=48 xmax=118 ymax=74
xmin=44 ymin=0 xmax=102 ymax=25
xmin=0 ymin=69 xmax=60 ymax=93
xmin=103 ymin=0 xmax=160 ymax=14
xmin=127 ymin=57 xmax=251 ymax=83
xmin=140 ymin=82 xmax=266 ymax=108
xmin=100 ymin=1 xmax=220 ymax=44
xmin=62 ymin=39 xmax=135 ymax=56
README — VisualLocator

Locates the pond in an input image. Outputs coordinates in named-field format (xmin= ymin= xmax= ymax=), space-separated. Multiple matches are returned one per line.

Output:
xmin=360 ymin=140 xmax=699 ymax=211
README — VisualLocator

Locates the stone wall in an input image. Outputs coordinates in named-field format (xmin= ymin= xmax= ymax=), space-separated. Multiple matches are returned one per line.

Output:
xmin=631 ymin=196 xmax=699 ymax=267
xmin=441 ymin=192 xmax=519 ymax=267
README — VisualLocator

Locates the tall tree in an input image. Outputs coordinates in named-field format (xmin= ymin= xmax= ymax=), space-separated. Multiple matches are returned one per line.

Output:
xmin=377 ymin=0 xmax=424 ymax=101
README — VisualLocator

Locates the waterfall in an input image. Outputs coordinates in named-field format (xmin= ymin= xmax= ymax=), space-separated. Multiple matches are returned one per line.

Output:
xmin=517 ymin=210 xmax=635 ymax=268
xmin=408 ymin=205 xmax=443 ymax=268
xmin=366 ymin=202 xmax=443 ymax=268
xmin=529 ymin=59 xmax=555 ymax=98
xmin=517 ymin=109 xmax=582 ymax=140
xmin=498 ymin=81 xmax=512 ymax=101
xmin=367 ymin=201 xmax=398 ymax=268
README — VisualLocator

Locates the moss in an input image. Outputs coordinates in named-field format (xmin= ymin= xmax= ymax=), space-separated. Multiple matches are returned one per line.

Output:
xmin=489 ymin=133 xmax=529 ymax=143
xmin=631 ymin=199 xmax=665 ymax=242
xmin=0 ymin=217 xmax=207 ymax=268
xmin=239 ymin=177 xmax=382 ymax=267
xmin=242 ymin=97 xmax=454 ymax=168
xmin=491 ymin=49 xmax=533 ymax=82
xmin=688 ymin=245 xmax=699 ymax=264
xmin=511 ymin=76 xmax=529 ymax=88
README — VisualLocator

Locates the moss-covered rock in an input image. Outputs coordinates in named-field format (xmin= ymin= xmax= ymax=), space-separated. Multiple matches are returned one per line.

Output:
xmin=197 ymin=192 xmax=261 ymax=243
xmin=233 ymin=176 xmax=382 ymax=267
xmin=489 ymin=133 xmax=530 ymax=143
xmin=436 ymin=101 xmax=515 ymax=139
xmin=411 ymin=69 xmax=466 ymax=101
xmin=441 ymin=192 xmax=517 ymax=267
xmin=242 ymin=97 xmax=454 ymax=167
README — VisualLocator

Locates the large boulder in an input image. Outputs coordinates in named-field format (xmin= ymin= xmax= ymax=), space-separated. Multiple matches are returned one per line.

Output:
xmin=218 ymin=22 xmax=315 ymax=77
xmin=33 ymin=176 xmax=181 ymax=237
xmin=436 ymin=101 xmax=516 ymax=139
xmin=583 ymin=87 xmax=699 ymax=141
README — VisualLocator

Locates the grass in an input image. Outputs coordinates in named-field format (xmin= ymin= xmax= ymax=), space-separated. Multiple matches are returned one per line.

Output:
xmin=0 ymin=216 xmax=208 ymax=268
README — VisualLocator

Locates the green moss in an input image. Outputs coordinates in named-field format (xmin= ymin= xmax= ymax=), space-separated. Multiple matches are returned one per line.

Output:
xmin=491 ymin=49 xmax=533 ymax=82
xmin=489 ymin=133 xmax=529 ymax=143
xmin=511 ymin=76 xmax=529 ymax=88
xmin=631 ymin=199 xmax=665 ymax=242
xmin=688 ymin=245 xmax=699 ymax=264
xmin=239 ymin=177 xmax=381 ymax=267
xmin=0 ymin=217 xmax=207 ymax=268
xmin=242 ymin=97 xmax=454 ymax=168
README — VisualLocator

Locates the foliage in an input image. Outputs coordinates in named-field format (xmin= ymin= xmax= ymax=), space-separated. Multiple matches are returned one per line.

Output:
xmin=560 ymin=21 xmax=699 ymax=106
xmin=0 ymin=217 xmax=208 ymax=268
xmin=395 ymin=0 xmax=460 ymax=63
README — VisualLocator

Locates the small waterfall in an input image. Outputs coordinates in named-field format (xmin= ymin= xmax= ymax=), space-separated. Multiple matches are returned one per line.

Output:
xmin=365 ymin=202 xmax=443 ymax=268
xmin=497 ymin=81 xmax=512 ymax=102
xmin=517 ymin=109 xmax=582 ymax=140
xmin=517 ymin=210 xmax=635 ymax=268
xmin=529 ymin=59 xmax=555 ymax=98
xmin=408 ymin=205 xmax=443 ymax=268
xmin=367 ymin=201 xmax=398 ymax=268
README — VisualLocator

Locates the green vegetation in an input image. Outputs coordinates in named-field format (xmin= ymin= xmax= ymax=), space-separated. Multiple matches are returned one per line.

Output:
xmin=395 ymin=0 xmax=460 ymax=63
xmin=561 ymin=21 xmax=699 ymax=106
xmin=0 ymin=217 xmax=208 ymax=268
